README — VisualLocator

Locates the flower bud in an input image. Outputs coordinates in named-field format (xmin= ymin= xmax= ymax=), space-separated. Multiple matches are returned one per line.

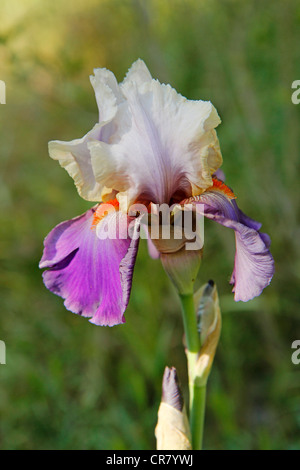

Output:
xmin=193 ymin=280 xmax=221 ymax=385
xmin=155 ymin=367 xmax=192 ymax=450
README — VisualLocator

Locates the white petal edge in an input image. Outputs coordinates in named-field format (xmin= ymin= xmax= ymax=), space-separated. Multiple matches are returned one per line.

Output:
xmin=121 ymin=58 xmax=153 ymax=89
xmin=49 ymin=123 xmax=104 ymax=202
xmin=89 ymin=78 xmax=222 ymax=207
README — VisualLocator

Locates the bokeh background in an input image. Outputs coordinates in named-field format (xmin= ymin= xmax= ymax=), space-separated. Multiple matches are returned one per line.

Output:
xmin=0 ymin=0 xmax=300 ymax=450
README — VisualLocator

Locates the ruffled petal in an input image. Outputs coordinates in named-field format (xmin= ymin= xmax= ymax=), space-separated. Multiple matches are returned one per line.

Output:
xmin=90 ymin=67 xmax=124 ymax=124
xmin=48 ymin=68 xmax=126 ymax=202
xmin=89 ymin=59 xmax=222 ymax=208
xmin=121 ymin=58 xmax=152 ymax=88
xmin=49 ymin=59 xmax=222 ymax=207
xmin=39 ymin=208 xmax=139 ymax=326
xmin=48 ymin=124 xmax=104 ymax=202
xmin=183 ymin=191 xmax=274 ymax=301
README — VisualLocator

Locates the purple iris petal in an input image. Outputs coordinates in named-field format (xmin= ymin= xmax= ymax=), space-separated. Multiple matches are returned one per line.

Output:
xmin=140 ymin=224 xmax=160 ymax=259
xmin=213 ymin=168 xmax=226 ymax=182
xmin=191 ymin=191 xmax=274 ymax=301
xmin=39 ymin=208 xmax=140 ymax=326
xmin=147 ymin=236 xmax=161 ymax=259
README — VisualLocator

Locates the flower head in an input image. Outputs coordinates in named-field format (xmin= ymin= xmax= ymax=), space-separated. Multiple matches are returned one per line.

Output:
xmin=40 ymin=59 xmax=274 ymax=326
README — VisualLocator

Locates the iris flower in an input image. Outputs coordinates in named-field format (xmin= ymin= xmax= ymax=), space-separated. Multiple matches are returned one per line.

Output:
xmin=39 ymin=60 xmax=274 ymax=326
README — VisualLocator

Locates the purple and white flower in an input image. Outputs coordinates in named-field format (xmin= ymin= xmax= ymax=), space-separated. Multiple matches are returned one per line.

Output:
xmin=40 ymin=60 xmax=274 ymax=326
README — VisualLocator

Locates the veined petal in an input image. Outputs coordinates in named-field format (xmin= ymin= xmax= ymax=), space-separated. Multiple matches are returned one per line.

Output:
xmin=121 ymin=58 xmax=153 ymax=88
xmin=183 ymin=190 xmax=274 ymax=301
xmin=90 ymin=61 xmax=222 ymax=208
xmin=49 ymin=68 xmax=126 ymax=202
xmin=39 ymin=208 xmax=139 ymax=326
xmin=90 ymin=67 xmax=124 ymax=124
xmin=140 ymin=223 xmax=160 ymax=259
xmin=48 ymin=124 xmax=104 ymax=202
xmin=49 ymin=59 xmax=222 ymax=207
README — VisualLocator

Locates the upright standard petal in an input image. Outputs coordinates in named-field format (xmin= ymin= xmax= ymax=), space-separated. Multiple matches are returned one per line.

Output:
xmin=39 ymin=208 xmax=139 ymax=326
xmin=48 ymin=67 xmax=126 ymax=202
xmin=121 ymin=58 xmax=153 ymax=88
xmin=182 ymin=189 xmax=274 ymax=301
xmin=48 ymin=59 xmax=223 ymax=208
xmin=89 ymin=59 xmax=222 ymax=208
xmin=48 ymin=124 xmax=104 ymax=202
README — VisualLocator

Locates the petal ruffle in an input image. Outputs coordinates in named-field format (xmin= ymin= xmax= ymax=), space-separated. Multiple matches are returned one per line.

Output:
xmin=48 ymin=124 xmax=104 ymax=202
xmin=184 ymin=191 xmax=274 ymax=301
xmin=121 ymin=58 xmax=152 ymax=88
xmin=48 ymin=68 xmax=126 ymax=202
xmin=89 ymin=59 xmax=223 ymax=208
xmin=39 ymin=208 xmax=139 ymax=326
xmin=48 ymin=59 xmax=222 ymax=207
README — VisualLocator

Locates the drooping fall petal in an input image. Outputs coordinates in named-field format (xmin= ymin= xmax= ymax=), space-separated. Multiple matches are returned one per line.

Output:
xmin=182 ymin=190 xmax=274 ymax=301
xmin=39 ymin=208 xmax=139 ymax=326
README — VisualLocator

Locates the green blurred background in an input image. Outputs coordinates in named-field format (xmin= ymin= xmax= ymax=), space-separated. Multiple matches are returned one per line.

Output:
xmin=0 ymin=0 xmax=300 ymax=450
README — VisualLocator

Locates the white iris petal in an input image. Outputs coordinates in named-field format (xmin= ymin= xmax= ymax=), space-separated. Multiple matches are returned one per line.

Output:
xmin=48 ymin=59 xmax=223 ymax=208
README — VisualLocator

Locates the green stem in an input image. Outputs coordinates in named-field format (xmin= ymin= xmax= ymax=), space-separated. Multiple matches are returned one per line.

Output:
xmin=179 ymin=293 xmax=199 ymax=354
xmin=179 ymin=293 xmax=206 ymax=450
xmin=190 ymin=383 xmax=206 ymax=450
